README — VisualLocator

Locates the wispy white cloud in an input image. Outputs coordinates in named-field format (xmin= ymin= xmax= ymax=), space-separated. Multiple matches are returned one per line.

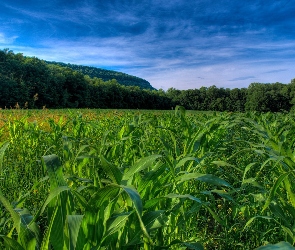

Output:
xmin=6 ymin=35 xmax=295 ymax=90
xmin=0 ymin=32 xmax=18 ymax=44
xmin=0 ymin=0 xmax=295 ymax=89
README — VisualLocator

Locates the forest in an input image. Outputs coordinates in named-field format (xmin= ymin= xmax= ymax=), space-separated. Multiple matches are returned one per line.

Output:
xmin=0 ymin=48 xmax=294 ymax=112
xmin=45 ymin=61 xmax=154 ymax=90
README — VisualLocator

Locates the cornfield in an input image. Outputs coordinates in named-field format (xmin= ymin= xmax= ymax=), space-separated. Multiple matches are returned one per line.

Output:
xmin=0 ymin=107 xmax=295 ymax=249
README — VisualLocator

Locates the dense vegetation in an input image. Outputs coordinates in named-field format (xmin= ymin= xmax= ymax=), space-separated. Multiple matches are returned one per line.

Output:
xmin=167 ymin=81 xmax=295 ymax=112
xmin=45 ymin=61 xmax=154 ymax=90
xmin=0 ymin=109 xmax=295 ymax=249
xmin=1 ymin=48 xmax=295 ymax=112
xmin=0 ymin=49 xmax=170 ymax=110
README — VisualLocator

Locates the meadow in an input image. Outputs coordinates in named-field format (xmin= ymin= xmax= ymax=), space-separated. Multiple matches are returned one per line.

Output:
xmin=0 ymin=108 xmax=295 ymax=249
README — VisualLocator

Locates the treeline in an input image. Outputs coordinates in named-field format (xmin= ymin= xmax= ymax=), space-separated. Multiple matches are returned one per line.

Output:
xmin=0 ymin=48 xmax=295 ymax=111
xmin=45 ymin=61 xmax=154 ymax=90
xmin=0 ymin=49 xmax=170 ymax=109
xmin=167 ymin=81 xmax=295 ymax=112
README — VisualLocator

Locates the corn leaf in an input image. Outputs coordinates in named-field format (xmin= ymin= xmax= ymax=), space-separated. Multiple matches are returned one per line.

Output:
xmin=67 ymin=215 xmax=85 ymax=250
xmin=204 ymin=205 xmax=226 ymax=227
xmin=0 ymin=141 xmax=9 ymax=173
xmin=244 ymin=216 xmax=274 ymax=230
xmin=15 ymin=208 xmax=41 ymax=249
xmin=42 ymin=154 xmax=74 ymax=250
xmin=100 ymin=155 xmax=122 ymax=184
xmin=0 ymin=235 xmax=25 ymax=250
xmin=122 ymin=154 xmax=162 ymax=182
xmin=0 ymin=189 xmax=21 ymax=234
xmin=176 ymin=172 xmax=232 ymax=188
xmin=103 ymin=213 xmax=131 ymax=240
xmin=262 ymin=171 xmax=292 ymax=212
xmin=165 ymin=193 xmax=202 ymax=203
xmin=48 ymin=206 xmax=66 ymax=250
xmin=175 ymin=157 xmax=198 ymax=170
xmin=121 ymin=185 xmax=152 ymax=242
xmin=183 ymin=242 xmax=204 ymax=250
xmin=88 ymin=185 xmax=120 ymax=209
xmin=142 ymin=210 xmax=168 ymax=231
xmin=255 ymin=241 xmax=295 ymax=249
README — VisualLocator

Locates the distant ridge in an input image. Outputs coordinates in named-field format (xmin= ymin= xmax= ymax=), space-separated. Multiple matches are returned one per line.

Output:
xmin=46 ymin=61 xmax=155 ymax=90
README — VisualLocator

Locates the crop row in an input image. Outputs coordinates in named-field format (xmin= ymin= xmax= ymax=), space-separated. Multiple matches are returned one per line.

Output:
xmin=0 ymin=108 xmax=295 ymax=249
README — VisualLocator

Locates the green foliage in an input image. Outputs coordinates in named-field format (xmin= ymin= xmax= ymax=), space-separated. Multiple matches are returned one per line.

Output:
xmin=0 ymin=49 xmax=170 ymax=110
xmin=245 ymin=82 xmax=291 ymax=112
xmin=1 ymin=109 xmax=295 ymax=249
xmin=1 ymin=49 xmax=295 ymax=111
xmin=46 ymin=61 xmax=154 ymax=90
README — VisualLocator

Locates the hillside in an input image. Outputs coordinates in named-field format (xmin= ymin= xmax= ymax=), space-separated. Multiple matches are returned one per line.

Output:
xmin=46 ymin=61 xmax=154 ymax=90
xmin=1 ymin=49 xmax=295 ymax=112
xmin=0 ymin=49 xmax=170 ymax=109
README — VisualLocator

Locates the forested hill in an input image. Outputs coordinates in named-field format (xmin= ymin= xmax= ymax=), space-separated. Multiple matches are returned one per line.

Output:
xmin=1 ymin=49 xmax=295 ymax=112
xmin=0 ymin=49 xmax=170 ymax=109
xmin=46 ymin=61 xmax=154 ymax=90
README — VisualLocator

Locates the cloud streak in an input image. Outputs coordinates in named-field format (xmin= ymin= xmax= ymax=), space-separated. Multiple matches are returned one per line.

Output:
xmin=0 ymin=33 xmax=18 ymax=44
xmin=0 ymin=0 xmax=294 ymax=89
xmin=229 ymin=76 xmax=255 ymax=82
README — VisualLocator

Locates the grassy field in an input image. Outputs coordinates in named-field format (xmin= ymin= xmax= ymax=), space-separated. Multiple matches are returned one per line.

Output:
xmin=0 ymin=108 xmax=295 ymax=249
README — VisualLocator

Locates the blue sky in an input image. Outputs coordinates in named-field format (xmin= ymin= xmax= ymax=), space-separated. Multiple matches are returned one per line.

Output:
xmin=0 ymin=0 xmax=294 ymax=90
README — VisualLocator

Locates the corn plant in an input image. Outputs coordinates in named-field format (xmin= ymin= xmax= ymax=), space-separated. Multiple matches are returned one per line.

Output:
xmin=1 ymin=109 xmax=295 ymax=249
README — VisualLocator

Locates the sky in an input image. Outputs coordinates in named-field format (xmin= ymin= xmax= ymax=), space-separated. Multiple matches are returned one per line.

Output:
xmin=0 ymin=0 xmax=295 ymax=90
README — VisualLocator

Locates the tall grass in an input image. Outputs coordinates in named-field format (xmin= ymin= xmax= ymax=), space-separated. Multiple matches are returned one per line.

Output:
xmin=0 ymin=108 xmax=295 ymax=249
